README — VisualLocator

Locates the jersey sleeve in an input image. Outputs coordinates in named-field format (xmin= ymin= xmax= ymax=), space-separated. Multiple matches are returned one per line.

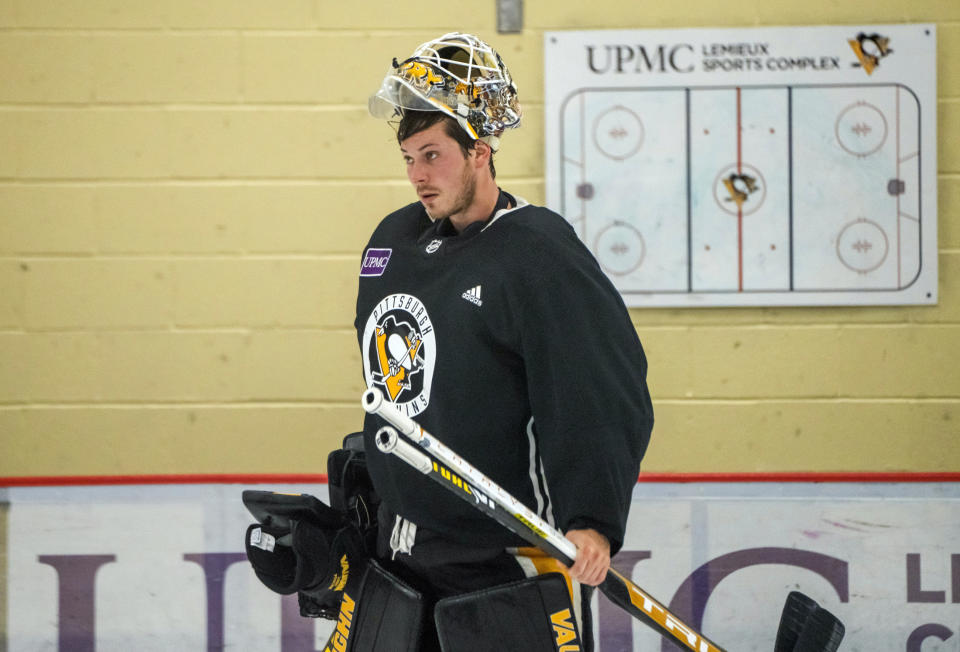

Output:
xmin=505 ymin=214 xmax=653 ymax=554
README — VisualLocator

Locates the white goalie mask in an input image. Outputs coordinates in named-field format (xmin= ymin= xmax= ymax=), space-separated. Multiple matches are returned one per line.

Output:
xmin=368 ymin=32 xmax=522 ymax=150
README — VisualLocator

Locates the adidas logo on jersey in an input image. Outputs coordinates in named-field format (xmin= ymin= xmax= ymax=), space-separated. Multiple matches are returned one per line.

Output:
xmin=461 ymin=285 xmax=482 ymax=307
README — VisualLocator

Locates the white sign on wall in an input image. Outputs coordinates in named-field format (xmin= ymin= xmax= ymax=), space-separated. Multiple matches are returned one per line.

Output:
xmin=544 ymin=24 xmax=938 ymax=307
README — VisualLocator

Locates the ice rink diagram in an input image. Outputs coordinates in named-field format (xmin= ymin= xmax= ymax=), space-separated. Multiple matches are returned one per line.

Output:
xmin=559 ymin=84 xmax=923 ymax=300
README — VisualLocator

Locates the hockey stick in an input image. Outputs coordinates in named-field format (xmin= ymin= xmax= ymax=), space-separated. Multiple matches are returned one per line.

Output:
xmin=361 ymin=387 xmax=727 ymax=652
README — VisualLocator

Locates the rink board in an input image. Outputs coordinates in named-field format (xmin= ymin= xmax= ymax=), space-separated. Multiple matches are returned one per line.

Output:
xmin=2 ymin=481 xmax=958 ymax=651
xmin=560 ymin=85 xmax=923 ymax=295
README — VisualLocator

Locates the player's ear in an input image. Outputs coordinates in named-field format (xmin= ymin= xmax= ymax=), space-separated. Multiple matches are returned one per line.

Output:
xmin=472 ymin=140 xmax=492 ymax=169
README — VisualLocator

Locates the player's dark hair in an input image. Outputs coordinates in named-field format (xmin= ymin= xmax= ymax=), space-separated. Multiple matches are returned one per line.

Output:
xmin=396 ymin=111 xmax=496 ymax=178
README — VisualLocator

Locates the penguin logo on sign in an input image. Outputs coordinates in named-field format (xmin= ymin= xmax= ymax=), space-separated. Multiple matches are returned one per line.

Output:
xmin=848 ymin=33 xmax=893 ymax=75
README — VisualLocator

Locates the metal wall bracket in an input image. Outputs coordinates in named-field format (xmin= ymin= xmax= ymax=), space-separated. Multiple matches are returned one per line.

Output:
xmin=497 ymin=0 xmax=523 ymax=33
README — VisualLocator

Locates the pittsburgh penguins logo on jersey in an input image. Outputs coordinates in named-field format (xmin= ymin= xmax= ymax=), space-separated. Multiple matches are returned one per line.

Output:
xmin=362 ymin=293 xmax=436 ymax=416
xmin=373 ymin=315 xmax=424 ymax=400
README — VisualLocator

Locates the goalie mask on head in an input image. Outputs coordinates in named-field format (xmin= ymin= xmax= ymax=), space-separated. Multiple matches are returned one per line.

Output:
xmin=368 ymin=32 xmax=522 ymax=151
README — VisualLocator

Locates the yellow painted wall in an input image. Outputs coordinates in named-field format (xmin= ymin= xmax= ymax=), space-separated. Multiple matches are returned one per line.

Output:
xmin=0 ymin=1 xmax=957 ymax=477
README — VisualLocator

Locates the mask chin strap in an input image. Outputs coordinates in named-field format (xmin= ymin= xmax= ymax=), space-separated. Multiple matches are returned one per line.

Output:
xmin=455 ymin=101 xmax=501 ymax=152
xmin=455 ymin=101 xmax=479 ymax=138
xmin=480 ymin=135 xmax=500 ymax=151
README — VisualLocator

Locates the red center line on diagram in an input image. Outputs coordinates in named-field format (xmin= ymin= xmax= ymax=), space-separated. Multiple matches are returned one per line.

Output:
xmin=736 ymin=86 xmax=744 ymax=292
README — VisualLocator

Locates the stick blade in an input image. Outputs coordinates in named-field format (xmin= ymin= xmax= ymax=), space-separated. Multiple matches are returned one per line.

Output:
xmin=792 ymin=605 xmax=845 ymax=652
xmin=774 ymin=591 xmax=820 ymax=652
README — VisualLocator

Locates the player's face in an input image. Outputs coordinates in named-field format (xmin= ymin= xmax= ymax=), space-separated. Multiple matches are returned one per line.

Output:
xmin=401 ymin=122 xmax=476 ymax=222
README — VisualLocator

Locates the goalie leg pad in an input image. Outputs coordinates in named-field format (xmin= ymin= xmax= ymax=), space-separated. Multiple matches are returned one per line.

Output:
xmin=322 ymin=559 xmax=426 ymax=652
xmin=434 ymin=573 xmax=584 ymax=652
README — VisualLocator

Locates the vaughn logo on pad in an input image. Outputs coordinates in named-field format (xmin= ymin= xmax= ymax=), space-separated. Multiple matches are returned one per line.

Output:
xmin=360 ymin=248 xmax=392 ymax=277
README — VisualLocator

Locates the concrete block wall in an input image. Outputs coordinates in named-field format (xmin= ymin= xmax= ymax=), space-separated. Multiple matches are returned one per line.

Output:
xmin=0 ymin=1 xmax=957 ymax=476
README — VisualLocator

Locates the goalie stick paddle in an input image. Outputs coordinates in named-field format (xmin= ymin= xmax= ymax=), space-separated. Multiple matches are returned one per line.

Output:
xmin=774 ymin=591 xmax=819 ymax=652
xmin=362 ymin=387 xmax=728 ymax=652
xmin=792 ymin=604 xmax=845 ymax=652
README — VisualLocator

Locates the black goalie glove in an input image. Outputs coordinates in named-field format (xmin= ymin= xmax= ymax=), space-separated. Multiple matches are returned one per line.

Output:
xmin=243 ymin=490 xmax=365 ymax=619
xmin=242 ymin=433 xmax=381 ymax=619
xmin=327 ymin=432 xmax=379 ymax=536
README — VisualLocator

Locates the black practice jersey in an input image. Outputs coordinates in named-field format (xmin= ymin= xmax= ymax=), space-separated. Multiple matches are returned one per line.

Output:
xmin=354 ymin=192 xmax=653 ymax=553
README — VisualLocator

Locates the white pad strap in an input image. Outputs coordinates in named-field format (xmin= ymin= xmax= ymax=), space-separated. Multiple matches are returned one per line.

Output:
xmin=389 ymin=515 xmax=417 ymax=559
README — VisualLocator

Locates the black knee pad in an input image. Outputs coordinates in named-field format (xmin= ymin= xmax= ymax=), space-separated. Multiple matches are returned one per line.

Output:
xmin=322 ymin=559 xmax=426 ymax=652
xmin=434 ymin=573 xmax=584 ymax=652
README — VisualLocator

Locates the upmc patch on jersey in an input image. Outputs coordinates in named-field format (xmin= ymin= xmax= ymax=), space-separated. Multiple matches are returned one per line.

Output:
xmin=360 ymin=248 xmax=392 ymax=277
